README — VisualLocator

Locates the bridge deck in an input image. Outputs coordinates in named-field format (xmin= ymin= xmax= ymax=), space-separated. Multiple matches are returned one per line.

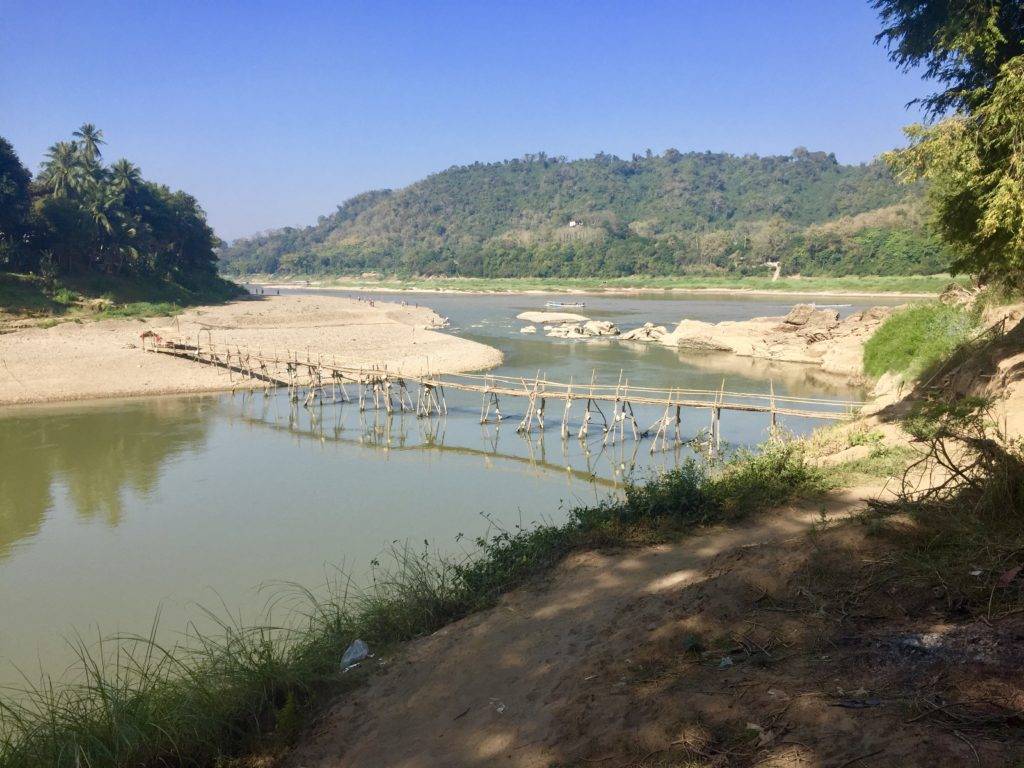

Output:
xmin=144 ymin=338 xmax=861 ymax=423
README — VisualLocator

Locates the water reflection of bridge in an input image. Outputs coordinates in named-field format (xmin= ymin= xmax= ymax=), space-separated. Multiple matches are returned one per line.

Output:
xmin=149 ymin=339 xmax=861 ymax=453
xmin=229 ymin=391 xmax=693 ymax=489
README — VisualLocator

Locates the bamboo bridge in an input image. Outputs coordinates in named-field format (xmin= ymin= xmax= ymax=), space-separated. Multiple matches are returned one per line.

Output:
xmin=143 ymin=334 xmax=862 ymax=451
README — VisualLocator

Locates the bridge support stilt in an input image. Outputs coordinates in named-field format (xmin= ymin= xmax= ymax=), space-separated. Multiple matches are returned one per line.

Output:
xmin=480 ymin=390 xmax=502 ymax=423
xmin=647 ymin=394 xmax=676 ymax=453
xmin=517 ymin=378 xmax=542 ymax=434
xmin=417 ymin=383 xmax=443 ymax=418
xmin=287 ymin=360 xmax=299 ymax=404
xmin=397 ymin=380 xmax=414 ymax=412
xmin=577 ymin=400 xmax=592 ymax=440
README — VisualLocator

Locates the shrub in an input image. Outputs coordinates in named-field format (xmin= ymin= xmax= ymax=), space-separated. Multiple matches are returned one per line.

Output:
xmin=51 ymin=287 xmax=79 ymax=306
xmin=869 ymin=398 xmax=1024 ymax=616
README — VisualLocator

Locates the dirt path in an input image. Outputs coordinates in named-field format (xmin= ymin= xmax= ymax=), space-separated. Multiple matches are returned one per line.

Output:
xmin=284 ymin=484 xmax=1023 ymax=768
xmin=0 ymin=294 xmax=501 ymax=406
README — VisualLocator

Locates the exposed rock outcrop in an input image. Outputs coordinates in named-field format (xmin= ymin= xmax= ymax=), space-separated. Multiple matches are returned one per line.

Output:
xmin=938 ymin=281 xmax=979 ymax=307
xmin=782 ymin=303 xmax=840 ymax=330
xmin=518 ymin=310 xmax=608 ymax=338
xmin=659 ymin=304 xmax=897 ymax=380
xmin=582 ymin=320 xmax=619 ymax=337
xmin=547 ymin=325 xmax=588 ymax=339
xmin=659 ymin=317 xmax=778 ymax=356
xmin=619 ymin=322 xmax=668 ymax=342
xmin=517 ymin=311 xmax=589 ymax=324
xmin=547 ymin=320 xmax=620 ymax=339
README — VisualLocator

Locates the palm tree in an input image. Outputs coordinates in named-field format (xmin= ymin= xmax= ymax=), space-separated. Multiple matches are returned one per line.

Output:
xmin=72 ymin=123 xmax=105 ymax=165
xmin=40 ymin=141 xmax=85 ymax=197
xmin=109 ymin=159 xmax=141 ymax=193
xmin=83 ymin=185 xmax=115 ymax=235
xmin=82 ymin=183 xmax=142 ymax=273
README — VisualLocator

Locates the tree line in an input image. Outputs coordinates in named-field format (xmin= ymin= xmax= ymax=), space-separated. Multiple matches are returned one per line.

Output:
xmin=219 ymin=148 xmax=952 ymax=279
xmin=0 ymin=125 xmax=223 ymax=292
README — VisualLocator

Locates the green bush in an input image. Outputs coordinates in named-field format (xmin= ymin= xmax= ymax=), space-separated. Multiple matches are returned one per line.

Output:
xmin=97 ymin=301 xmax=181 ymax=319
xmin=863 ymin=302 xmax=979 ymax=380
xmin=50 ymin=287 xmax=79 ymax=306
xmin=710 ymin=441 xmax=826 ymax=517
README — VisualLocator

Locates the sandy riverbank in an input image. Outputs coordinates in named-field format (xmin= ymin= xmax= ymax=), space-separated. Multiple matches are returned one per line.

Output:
xmin=0 ymin=294 xmax=502 ymax=406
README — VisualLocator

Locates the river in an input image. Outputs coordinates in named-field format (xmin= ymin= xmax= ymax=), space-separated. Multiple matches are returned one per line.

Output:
xmin=0 ymin=291 xmax=902 ymax=683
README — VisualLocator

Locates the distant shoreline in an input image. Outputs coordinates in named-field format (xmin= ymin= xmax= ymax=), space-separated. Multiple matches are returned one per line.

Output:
xmin=238 ymin=277 xmax=947 ymax=301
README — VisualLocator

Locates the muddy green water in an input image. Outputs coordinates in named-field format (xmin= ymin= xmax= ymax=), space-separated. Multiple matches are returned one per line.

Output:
xmin=0 ymin=292 xmax=901 ymax=682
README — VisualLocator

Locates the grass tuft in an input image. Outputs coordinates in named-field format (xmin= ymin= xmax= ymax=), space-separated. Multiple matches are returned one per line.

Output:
xmin=96 ymin=301 xmax=183 ymax=320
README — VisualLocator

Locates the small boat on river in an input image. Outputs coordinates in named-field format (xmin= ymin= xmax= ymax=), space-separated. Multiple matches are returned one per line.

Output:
xmin=544 ymin=300 xmax=586 ymax=308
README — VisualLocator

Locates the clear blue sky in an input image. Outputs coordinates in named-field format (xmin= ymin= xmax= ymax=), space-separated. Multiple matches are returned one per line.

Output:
xmin=3 ymin=0 xmax=927 ymax=240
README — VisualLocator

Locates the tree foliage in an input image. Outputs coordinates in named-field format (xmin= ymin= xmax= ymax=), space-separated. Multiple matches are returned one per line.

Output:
xmin=877 ymin=1 xmax=1024 ymax=284
xmin=0 ymin=137 xmax=33 ymax=268
xmin=0 ymin=126 xmax=223 ymax=290
xmin=873 ymin=0 xmax=1024 ymax=115
xmin=220 ymin=149 xmax=948 ymax=279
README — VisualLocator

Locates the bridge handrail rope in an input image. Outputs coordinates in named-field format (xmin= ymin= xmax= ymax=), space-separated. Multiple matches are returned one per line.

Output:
xmin=432 ymin=371 xmax=863 ymax=406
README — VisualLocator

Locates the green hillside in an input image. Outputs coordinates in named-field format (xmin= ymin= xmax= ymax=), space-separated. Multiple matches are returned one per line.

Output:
xmin=219 ymin=148 xmax=951 ymax=279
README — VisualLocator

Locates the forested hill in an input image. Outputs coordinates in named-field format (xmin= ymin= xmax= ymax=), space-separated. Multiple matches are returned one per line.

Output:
xmin=219 ymin=148 xmax=951 ymax=279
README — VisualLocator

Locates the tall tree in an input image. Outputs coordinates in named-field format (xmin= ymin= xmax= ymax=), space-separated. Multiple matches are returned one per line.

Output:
xmin=72 ymin=123 xmax=105 ymax=166
xmin=6 ymin=126 xmax=225 ymax=282
xmin=39 ymin=141 xmax=88 ymax=198
xmin=874 ymin=0 xmax=1024 ymax=115
xmin=0 ymin=138 xmax=31 ymax=239
xmin=0 ymin=137 xmax=33 ymax=270
xmin=109 ymin=159 xmax=141 ymax=193
xmin=877 ymin=0 xmax=1024 ymax=284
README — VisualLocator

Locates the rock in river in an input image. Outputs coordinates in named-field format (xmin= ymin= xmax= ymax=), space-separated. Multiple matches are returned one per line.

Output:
xmin=547 ymin=320 xmax=620 ymax=339
xmin=620 ymin=322 xmax=668 ymax=342
xmin=582 ymin=320 xmax=619 ymax=337
xmin=516 ymin=310 xmax=589 ymax=324
xmin=659 ymin=304 xmax=897 ymax=381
